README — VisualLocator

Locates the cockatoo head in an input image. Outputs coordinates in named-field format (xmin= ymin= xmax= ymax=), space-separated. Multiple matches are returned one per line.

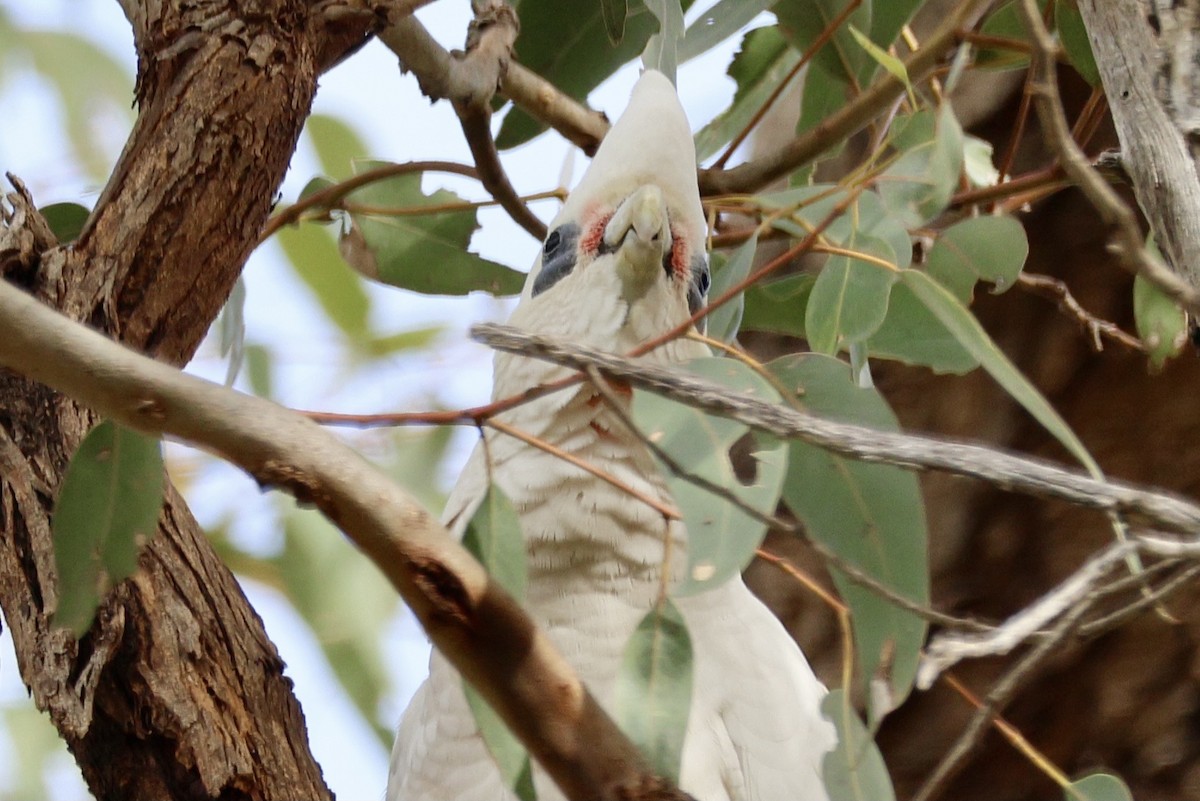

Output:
xmin=502 ymin=70 xmax=710 ymax=388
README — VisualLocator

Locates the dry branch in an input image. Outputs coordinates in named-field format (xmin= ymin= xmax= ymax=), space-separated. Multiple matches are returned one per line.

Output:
xmin=472 ymin=324 xmax=1200 ymax=536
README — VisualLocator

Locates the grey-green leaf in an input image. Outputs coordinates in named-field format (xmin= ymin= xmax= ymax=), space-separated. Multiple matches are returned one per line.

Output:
xmin=1065 ymin=772 xmax=1133 ymax=801
xmin=878 ymin=105 xmax=964 ymax=228
xmin=680 ymin=0 xmax=774 ymax=63
xmin=774 ymin=354 xmax=929 ymax=720
xmin=805 ymin=246 xmax=898 ymax=354
xmin=462 ymin=485 xmax=528 ymax=601
xmin=464 ymin=685 xmax=537 ymax=801
xmin=278 ymin=222 xmax=372 ymax=338
xmin=52 ymin=421 xmax=164 ymax=637
xmin=306 ymin=113 xmax=369 ymax=181
xmin=821 ymin=690 xmax=897 ymax=801
xmin=925 ymin=214 xmax=1028 ymax=303
xmin=1055 ymin=0 xmax=1100 ymax=87
xmin=631 ymin=357 xmax=787 ymax=594
xmin=903 ymin=269 xmax=1105 ymax=477
xmin=693 ymin=25 xmax=800 ymax=162
xmin=342 ymin=162 xmax=525 ymax=296
xmin=642 ymin=0 xmax=685 ymax=82
xmin=602 ymin=0 xmax=629 ymax=44
xmin=614 ymin=600 xmax=694 ymax=783
xmin=1133 ymin=271 xmax=1187 ymax=372
xmin=741 ymin=273 xmax=815 ymax=339
xmin=707 ymin=233 xmax=758 ymax=342
xmin=866 ymin=281 xmax=979 ymax=374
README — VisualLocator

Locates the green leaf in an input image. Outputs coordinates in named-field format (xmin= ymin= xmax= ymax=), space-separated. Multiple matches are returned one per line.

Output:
xmin=306 ymin=114 xmax=368 ymax=181
xmin=1065 ymin=772 xmax=1133 ymax=801
xmin=866 ymin=282 xmax=979 ymax=374
xmin=903 ymin=269 xmax=1105 ymax=477
xmin=848 ymin=25 xmax=911 ymax=95
xmin=631 ymin=358 xmax=787 ymax=593
xmin=741 ymin=273 xmax=815 ymax=338
xmin=464 ymin=687 xmax=538 ymax=801
xmin=52 ymin=421 xmax=164 ymax=637
xmin=976 ymin=1 xmax=1031 ymax=71
xmin=277 ymin=222 xmax=372 ymax=338
xmin=707 ymin=233 xmax=758 ymax=342
xmin=498 ymin=1 xmax=677 ymax=148
xmin=40 ymin=202 xmax=89 ymax=244
xmin=462 ymin=485 xmax=528 ymax=601
xmin=1055 ymin=0 xmax=1100 ymax=86
xmin=363 ymin=325 xmax=443 ymax=358
xmin=244 ymin=343 xmax=274 ymax=398
xmin=963 ymin=135 xmax=1001 ymax=188
xmin=761 ymin=185 xmax=911 ymax=269
xmin=278 ymin=502 xmax=399 ymax=745
xmin=868 ymin=1 xmax=924 ymax=53
xmin=774 ymin=355 xmax=929 ymax=719
xmin=805 ymin=244 xmax=898 ymax=354
xmin=342 ymin=163 xmax=525 ymax=296
xmin=925 ymin=214 xmax=1028 ymax=303
xmin=461 ymin=485 xmax=534 ymax=797
xmin=793 ymin=61 xmax=854 ymax=178
xmin=680 ymin=0 xmax=775 ymax=62
xmin=1133 ymin=272 xmax=1187 ymax=371
xmin=821 ymin=690 xmax=897 ymax=801
xmin=602 ymin=0 xmax=629 ymax=44
xmin=877 ymin=104 xmax=964 ymax=227
xmin=614 ymin=599 xmax=694 ymax=783
xmin=642 ymin=0 xmax=686 ymax=82
xmin=774 ymin=0 xmax=873 ymax=86
xmin=694 ymin=25 xmax=801 ymax=163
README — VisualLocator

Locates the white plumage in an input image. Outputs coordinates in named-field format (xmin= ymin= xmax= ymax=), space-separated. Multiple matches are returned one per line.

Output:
xmin=388 ymin=70 xmax=836 ymax=801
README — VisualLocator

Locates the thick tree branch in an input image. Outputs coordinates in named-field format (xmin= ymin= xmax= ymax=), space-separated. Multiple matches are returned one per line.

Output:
xmin=1020 ymin=0 xmax=1200 ymax=316
xmin=471 ymin=324 xmax=1200 ymax=535
xmin=0 ymin=279 xmax=686 ymax=801
xmin=1076 ymin=0 xmax=1200 ymax=295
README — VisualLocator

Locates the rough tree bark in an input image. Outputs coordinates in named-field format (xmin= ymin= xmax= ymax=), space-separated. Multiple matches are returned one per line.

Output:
xmin=0 ymin=1 xmax=374 ymax=797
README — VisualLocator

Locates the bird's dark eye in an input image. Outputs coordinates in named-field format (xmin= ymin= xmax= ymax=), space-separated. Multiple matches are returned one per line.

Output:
xmin=697 ymin=263 xmax=711 ymax=295
xmin=532 ymin=223 xmax=580 ymax=297
xmin=543 ymin=229 xmax=561 ymax=257
xmin=687 ymin=256 xmax=710 ymax=326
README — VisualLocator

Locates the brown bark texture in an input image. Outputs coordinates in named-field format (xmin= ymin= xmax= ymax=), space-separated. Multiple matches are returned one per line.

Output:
xmin=0 ymin=1 xmax=372 ymax=798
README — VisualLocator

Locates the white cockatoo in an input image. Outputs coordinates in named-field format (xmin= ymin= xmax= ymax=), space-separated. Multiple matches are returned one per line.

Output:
xmin=388 ymin=70 xmax=837 ymax=801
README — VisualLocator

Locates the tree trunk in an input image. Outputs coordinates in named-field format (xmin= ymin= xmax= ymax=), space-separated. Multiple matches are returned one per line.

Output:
xmin=0 ymin=1 xmax=372 ymax=797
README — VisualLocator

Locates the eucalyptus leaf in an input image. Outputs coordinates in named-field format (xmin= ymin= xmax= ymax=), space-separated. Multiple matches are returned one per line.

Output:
xmin=775 ymin=354 xmax=929 ymax=720
xmin=694 ymin=26 xmax=800 ymax=163
xmin=976 ymin=1 xmax=1031 ymax=71
xmin=614 ymin=600 xmax=694 ymax=782
xmin=866 ymin=282 xmax=979 ymax=374
xmin=278 ymin=222 xmax=371 ymax=338
xmin=680 ymin=0 xmax=775 ymax=62
xmin=602 ymin=0 xmax=629 ymax=44
xmin=464 ymin=687 xmax=538 ymax=801
xmin=1055 ymin=0 xmax=1100 ymax=86
xmin=774 ymin=0 xmax=873 ymax=86
xmin=1133 ymin=272 xmax=1187 ymax=372
xmin=1065 ymin=772 xmax=1133 ymax=801
xmin=925 ymin=214 xmax=1028 ymax=303
xmin=642 ymin=0 xmax=686 ymax=82
xmin=741 ymin=273 xmax=815 ymax=338
xmin=631 ymin=358 xmax=787 ymax=594
xmin=306 ymin=113 xmax=368 ymax=181
xmin=707 ymin=233 xmax=758 ymax=342
xmin=877 ymin=104 xmax=964 ymax=228
xmin=342 ymin=162 xmax=524 ymax=296
xmin=278 ymin=502 xmax=399 ymax=745
xmin=805 ymin=242 xmax=898 ymax=354
xmin=53 ymin=421 xmax=165 ymax=637
xmin=821 ymin=690 xmax=897 ymax=801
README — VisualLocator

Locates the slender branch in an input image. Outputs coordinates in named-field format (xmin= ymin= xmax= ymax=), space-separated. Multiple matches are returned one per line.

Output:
xmin=1016 ymin=272 xmax=1145 ymax=352
xmin=471 ymin=324 xmax=1200 ymax=535
xmin=259 ymin=160 xmax=481 ymax=243
xmin=1019 ymin=0 xmax=1200 ymax=316
xmin=0 ymin=279 xmax=684 ymax=801
xmin=380 ymin=2 xmax=546 ymax=239
xmin=698 ymin=0 xmax=994 ymax=195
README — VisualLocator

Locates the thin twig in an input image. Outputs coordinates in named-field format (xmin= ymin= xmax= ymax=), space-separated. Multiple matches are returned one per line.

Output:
xmin=1016 ymin=272 xmax=1145 ymax=352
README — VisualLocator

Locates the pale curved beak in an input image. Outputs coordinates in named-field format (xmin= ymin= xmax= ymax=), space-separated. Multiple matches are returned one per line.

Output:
xmin=603 ymin=185 xmax=672 ymax=301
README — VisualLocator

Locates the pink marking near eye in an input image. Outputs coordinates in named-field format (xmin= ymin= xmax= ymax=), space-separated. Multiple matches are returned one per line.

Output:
xmin=670 ymin=225 xmax=690 ymax=279
xmin=580 ymin=209 xmax=613 ymax=255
